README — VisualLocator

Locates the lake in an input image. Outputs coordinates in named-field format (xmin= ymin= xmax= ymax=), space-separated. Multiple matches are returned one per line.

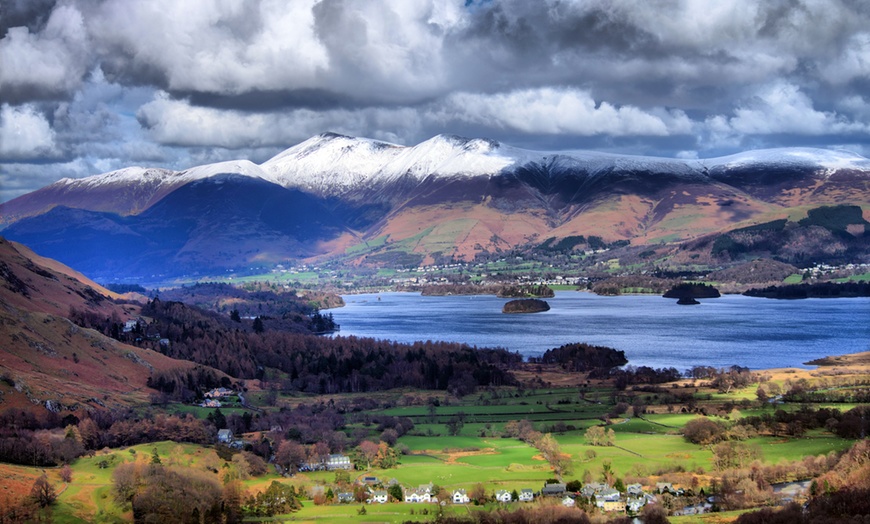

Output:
xmin=331 ymin=291 xmax=870 ymax=370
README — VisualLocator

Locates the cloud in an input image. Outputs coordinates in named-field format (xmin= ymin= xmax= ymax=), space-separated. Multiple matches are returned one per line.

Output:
xmin=137 ymin=92 xmax=424 ymax=149
xmin=3 ymin=0 xmax=870 ymax=202
xmin=0 ymin=4 xmax=91 ymax=102
xmin=0 ymin=104 xmax=58 ymax=160
xmin=700 ymin=82 xmax=869 ymax=149
xmin=437 ymin=88 xmax=694 ymax=137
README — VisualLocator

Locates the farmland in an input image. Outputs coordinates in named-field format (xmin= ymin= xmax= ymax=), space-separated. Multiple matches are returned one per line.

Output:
xmin=5 ymin=355 xmax=868 ymax=523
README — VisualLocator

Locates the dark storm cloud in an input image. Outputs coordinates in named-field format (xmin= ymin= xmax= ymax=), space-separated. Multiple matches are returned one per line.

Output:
xmin=0 ymin=0 xmax=58 ymax=38
xmin=1 ymin=0 xmax=869 ymax=203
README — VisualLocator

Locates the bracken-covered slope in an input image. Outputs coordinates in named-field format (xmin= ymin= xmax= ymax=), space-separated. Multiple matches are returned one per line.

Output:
xmin=0 ymin=237 xmax=217 ymax=409
xmin=1 ymin=133 xmax=868 ymax=279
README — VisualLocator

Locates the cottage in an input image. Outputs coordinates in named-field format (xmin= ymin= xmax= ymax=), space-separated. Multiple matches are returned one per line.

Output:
xmin=217 ymin=429 xmax=233 ymax=443
xmin=495 ymin=490 xmax=512 ymax=503
xmin=337 ymin=492 xmax=354 ymax=503
xmin=601 ymin=500 xmax=627 ymax=512
xmin=627 ymin=498 xmax=646 ymax=513
xmin=452 ymin=489 xmax=470 ymax=504
xmin=562 ymin=495 xmax=576 ymax=507
xmin=370 ymin=490 xmax=388 ymax=504
xmin=326 ymin=454 xmax=353 ymax=470
xmin=541 ymin=483 xmax=567 ymax=497
xmin=626 ymin=483 xmax=644 ymax=496
xmin=519 ymin=489 xmax=534 ymax=502
xmin=581 ymin=482 xmax=608 ymax=498
xmin=597 ymin=488 xmax=621 ymax=503
xmin=123 ymin=320 xmax=139 ymax=333
xmin=205 ymin=387 xmax=234 ymax=399
xmin=656 ymin=482 xmax=674 ymax=494
xmin=404 ymin=488 xmax=431 ymax=503
xmin=201 ymin=399 xmax=221 ymax=408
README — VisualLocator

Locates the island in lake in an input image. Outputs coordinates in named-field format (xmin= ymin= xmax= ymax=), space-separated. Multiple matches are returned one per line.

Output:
xmin=663 ymin=282 xmax=721 ymax=304
xmin=502 ymin=298 xmax=551 ymax=313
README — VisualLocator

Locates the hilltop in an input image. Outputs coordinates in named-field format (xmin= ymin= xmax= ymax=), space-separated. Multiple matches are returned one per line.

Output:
xmin=0 ymin=133 xmax=867 ymax=282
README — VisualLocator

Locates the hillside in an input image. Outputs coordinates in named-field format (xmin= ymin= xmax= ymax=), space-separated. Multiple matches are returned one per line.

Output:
xmin=0 ymin=238 xmax=217 ymax=409
xmin=1 ymin=134 xmax=868 ymax=281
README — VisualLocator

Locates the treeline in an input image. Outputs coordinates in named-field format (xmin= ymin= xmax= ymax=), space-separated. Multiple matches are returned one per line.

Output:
xmin=608 ymin=366 xmax=683 ymax=389
xmin=737 ymin=405 xmax=870 ymax=440
xmin=744 ymin=281 xmax=870 ymax=299
xmin=419 ymin=283 xmax=554 ymax=297
xmin=533 ymin=343 xmax=628 ymax=372
xmin=497 ymin=284 xmax=555 ymax=298
xmin=590 ymin=276 xmax=676 ymax=296
xmin=140 ymin=298 xmax=520 ymax=394
xmin=0 ymin=409 xmax=214 ymax=466
xmin=158 ymin=282 xmax=343 ymax=318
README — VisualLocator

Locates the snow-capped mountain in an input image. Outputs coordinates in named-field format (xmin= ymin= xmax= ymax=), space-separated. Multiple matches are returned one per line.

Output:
xmin=1 ymin=133 xmax=868 ymax=281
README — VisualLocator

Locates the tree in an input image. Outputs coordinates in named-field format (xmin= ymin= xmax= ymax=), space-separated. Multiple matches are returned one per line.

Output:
xmin=30 ymin=474 xmax=57 ymax=508
xmin=253 ymin=316 xmax=265 ymax=333
xmin=388 ymin=484 xmax=403 ymax=502
xmin=446 ymin=416 xmax=464 ymax=436
xmin=230 ymin=309 xmax=241 ymax=323
xmin=469 ymin=483 xmax=487 ymax=505
xmin=222 ymin=480 xmax=244 ymax=524
xmin=682 ymin=417 xmax=726 ymax=446
xmin=60 ymin=464 xmax=73 ymax=483
xmin=358 ymin=440 xmax=379 ymax=470
xmin=275 ymin=440 xmax=307 ymax=473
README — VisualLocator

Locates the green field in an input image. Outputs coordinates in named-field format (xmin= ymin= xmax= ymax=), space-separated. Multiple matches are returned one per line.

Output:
xmin=8 ymin=373 xmax=867 ymax=524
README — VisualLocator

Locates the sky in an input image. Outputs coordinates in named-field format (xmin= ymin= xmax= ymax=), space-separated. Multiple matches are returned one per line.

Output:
xmin=1 ymin=0 xmax=869 ymax=203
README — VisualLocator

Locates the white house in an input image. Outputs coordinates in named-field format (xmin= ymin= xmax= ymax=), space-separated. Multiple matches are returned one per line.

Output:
xmin=495 ymin=490 xmax=512 ymax=503
xmin=562 ymin=495 xmax=576 ymax=507
xmin=204 ymin=387 xmax=234 ymax=399
xmin=404 ymin=488 xmax=432 ymax=503
xmin=326 ymin=454 xmax=353 ymax=470
xmin=217 ymin=429 xmax=233 ymax=443
xmin=519 ymin=489 xmax=534 ymax=502
xmin=452 ymin=489 xmax=470 ymax=504
xmin=370 ymin=490 xmax=388 ymax=504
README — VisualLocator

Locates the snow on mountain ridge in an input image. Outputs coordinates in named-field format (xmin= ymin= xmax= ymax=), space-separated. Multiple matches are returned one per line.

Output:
xmin=54 ymin=136 xmax=870 ymax=198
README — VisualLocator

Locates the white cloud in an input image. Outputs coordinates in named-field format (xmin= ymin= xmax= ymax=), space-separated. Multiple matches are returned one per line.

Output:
xmin=0 ymin=104 xmax=58 ymax=159
xmin=137 ymin=92 xmax=424 ymax=148
xmin=0 ymin=4 xmax=90 ymax=100
xmin=728 ymin=82 xmax=868 ymax=135
xmin=437 ymin=88 xmax=694 ymax=137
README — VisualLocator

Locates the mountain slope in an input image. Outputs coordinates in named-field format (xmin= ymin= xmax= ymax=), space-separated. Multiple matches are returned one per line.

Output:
xmin=1 ymin=133 xmax=868 ymax=279
xmin=0 ymin=238 xmax=220 ymax=409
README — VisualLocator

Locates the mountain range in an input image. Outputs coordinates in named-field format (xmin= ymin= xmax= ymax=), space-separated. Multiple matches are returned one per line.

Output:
xmin=1 ymin=133 xmax=869 ymax=281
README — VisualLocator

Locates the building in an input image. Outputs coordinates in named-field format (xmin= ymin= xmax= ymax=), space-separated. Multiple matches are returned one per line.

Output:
xmin=601 ymin=500 xmax=627 ymax=512
xmin=404 ymin=488 xmax=432 ymax=503
xmin=626 ymin=483 xmax=644 ymax=496
xmin=326 ymin=454 xmax=353 ymax=470
xmin=519 ymin=489 xmax=534 ymax=502
xmin=542 ymin=483 xmax=567 ymax=497
xmin=562 ymin=496 xmax=576 ymax=507
xmin=656 ymin=482 xmax=674 ymax=494
xmin=204 ymin=387 xmax=234 ymax=399
xmin=217 ymin=429 xmax=233 ymax=443
xmin=495 ymin=490 xmax=512 ymax=503
xmin=452 ymin=489 xmax=470 ymax=504
xmin=581 ymin=482 xmax=608 ymax=498
xmin=337 ymin=492 xmax=354 ymax=503
xmin=370 ymin=490 xmax=388 ymax=504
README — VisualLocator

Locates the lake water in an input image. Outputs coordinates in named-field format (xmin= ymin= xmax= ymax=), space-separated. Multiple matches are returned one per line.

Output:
xmin=331 ymin=292 xmax=870 ymax=370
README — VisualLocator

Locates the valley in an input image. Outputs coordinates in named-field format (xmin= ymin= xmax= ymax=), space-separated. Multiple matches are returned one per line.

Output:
xmin=0 ymin=235 xmax=868 ymax=523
